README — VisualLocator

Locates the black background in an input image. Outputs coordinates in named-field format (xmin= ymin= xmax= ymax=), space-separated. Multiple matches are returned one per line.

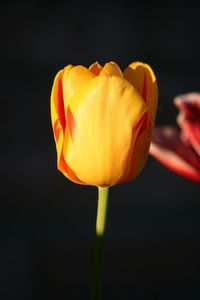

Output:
xmin=1 ymin=1 xmax=200 ymax=299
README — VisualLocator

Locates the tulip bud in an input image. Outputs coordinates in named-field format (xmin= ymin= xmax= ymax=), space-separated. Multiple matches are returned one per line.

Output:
xmin=51 ymin=61 xmax=158 ymax=186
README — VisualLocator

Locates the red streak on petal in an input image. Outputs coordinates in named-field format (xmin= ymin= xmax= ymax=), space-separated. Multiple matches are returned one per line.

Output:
xmin=53 ymin=119 xmax=62 ymax=143
xmin=124 ymin=111 xmax=149 ymax=182
xmin=59 ymin=153 xmax=84 ymax=184
xmin=137 ymin=112 xmax=148 ymax=140
xmin=133 ymin=111 xmax=148 ymax=142
xmin=56 ymin=76 xmax=66 ymax=129
xmin=142 ymin=73 xmax=147 ymax=103
xmin=67 ymin=106 xmax=76 ymax=140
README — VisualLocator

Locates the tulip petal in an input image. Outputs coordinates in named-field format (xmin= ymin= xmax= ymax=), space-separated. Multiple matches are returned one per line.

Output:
xmin=51 ymin=70 xmax=65 ymax=154
xmin=124 ymin=112 xmax=151 ymax=181
xmin=99 ymin=62 xmax=124 ymax=78
xmin=65 ymin=75 xmax=147 ymax=186
xmin=123 ymin=62 xmax=158 ymax=124
xmin=89 ymin=62 xmax=102 ymax=75
xmin=150 ymin=126 xmax=200 ymax=182
xmin=174 ymin=92 xmax=200 ymax=110
xmin=50 ymin=69 xmax=84 ymax=185
xmin=174 ymin=93 xmax=200 ymax=156
xmin=123 ymin=62 xmax=158 ymax=179
xmin=62 ymin=65 xmax=95 ymax=111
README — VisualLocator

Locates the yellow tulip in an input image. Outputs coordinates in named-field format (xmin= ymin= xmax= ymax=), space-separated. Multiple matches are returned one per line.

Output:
xmin=51 ymin=61 xmax=158 ymax=187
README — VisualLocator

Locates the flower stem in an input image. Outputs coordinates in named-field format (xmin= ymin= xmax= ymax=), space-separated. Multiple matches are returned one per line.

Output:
xmin=90 ymin=186 xmax=110 ymax=300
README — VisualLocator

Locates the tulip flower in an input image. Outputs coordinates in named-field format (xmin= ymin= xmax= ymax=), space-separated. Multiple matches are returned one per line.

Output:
xmin=50 ymin=61 xmax=158 ymax=300
xmin=150 ymin=92 xmax=200 ymax=182
xmin=51 ymin=61 xmax=158 ymax=187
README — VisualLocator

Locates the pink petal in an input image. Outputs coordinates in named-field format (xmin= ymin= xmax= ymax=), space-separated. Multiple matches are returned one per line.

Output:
xmin=174 ymin=92 xmax=200 ymax=109
xmin=150 ymin=126 xmax=200 ymax=182
xmin=174 ymin=93 xmax=200 ymax=155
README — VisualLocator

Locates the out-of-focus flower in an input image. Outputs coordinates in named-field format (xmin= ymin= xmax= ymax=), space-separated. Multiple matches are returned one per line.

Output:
xmin=150 ymin=92 xmax=200 ymax=182
xmin=51 ymin=61 xmax=158 ymax=187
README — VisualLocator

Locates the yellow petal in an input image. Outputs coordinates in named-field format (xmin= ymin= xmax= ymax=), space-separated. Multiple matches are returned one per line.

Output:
xmin=123 ymin=61 xmax=158 ymax=123
xmin=62 ymin=65 xmax=95 ymax=111
xmin=123 ymin=62 xmax=158 ymax=179
xmin=89 ymin=61 xmax=102 ymax=75
xmin=128 ymin=125 xmax=152 ymax=181
xmin=51 ymin=70 xmax=65 ymax=157
xmin=50 ymin=69 xmax=84 ymax=185
xmin=99 ymin=62 xmax=124 ymax=78
xmin=65 ymin=75 xmax=147 ymax=186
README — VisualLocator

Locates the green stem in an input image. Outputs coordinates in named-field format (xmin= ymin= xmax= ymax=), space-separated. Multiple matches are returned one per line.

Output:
xmin=90 ymin=186 xmax=110 ymax=300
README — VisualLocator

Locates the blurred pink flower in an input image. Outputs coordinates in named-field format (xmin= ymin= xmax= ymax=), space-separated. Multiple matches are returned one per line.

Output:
xmin=150 ymin=92 xmax=200 ymax=182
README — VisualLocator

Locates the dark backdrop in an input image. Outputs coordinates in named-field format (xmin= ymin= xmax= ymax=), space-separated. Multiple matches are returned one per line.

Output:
xmin=1 ymin=1 xmax=200 ymax=299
